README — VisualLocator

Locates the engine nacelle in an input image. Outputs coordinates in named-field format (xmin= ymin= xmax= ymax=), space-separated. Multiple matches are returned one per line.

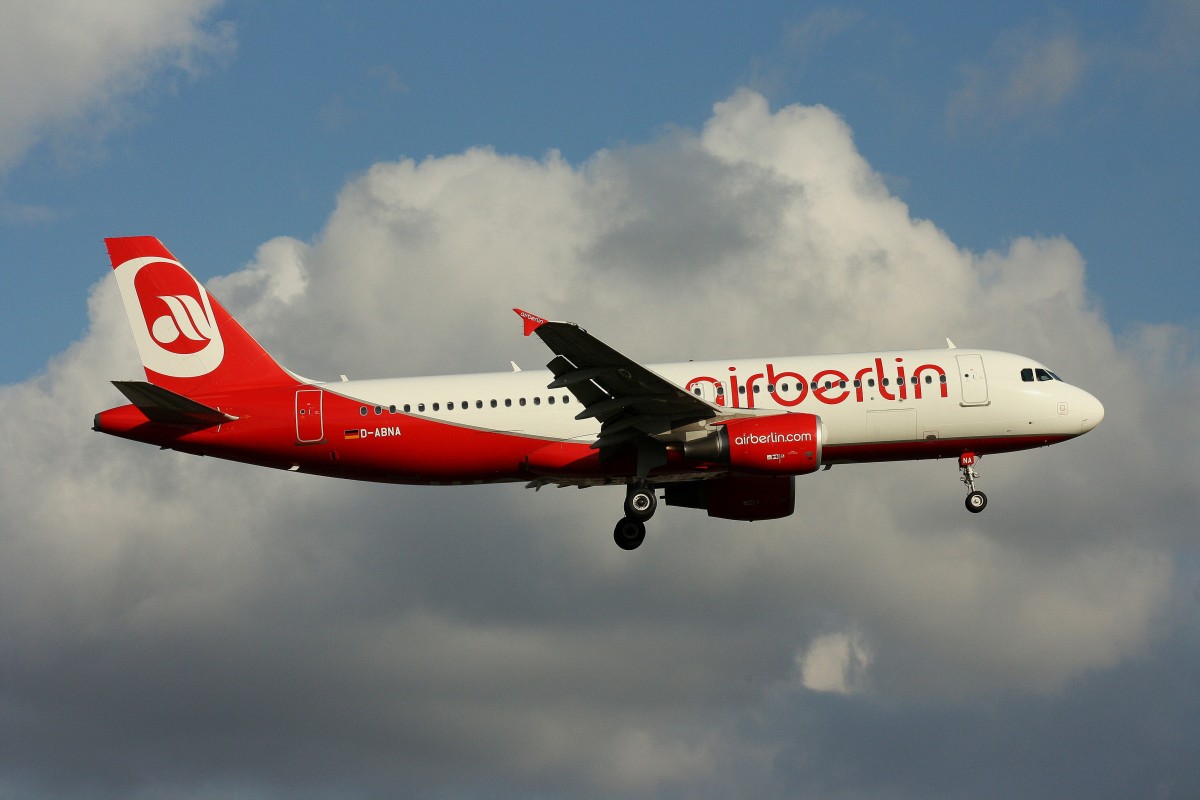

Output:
xmin=664 ymin=476 xmax=795 ymax=521
xmin=683 ymin=413 xmax=824 ymax=475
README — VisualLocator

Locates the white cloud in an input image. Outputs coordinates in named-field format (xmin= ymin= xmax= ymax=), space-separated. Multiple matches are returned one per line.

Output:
xmin=785 ymin=8 xmax=866 ymax=60
xmin=799 ymin=630 xmax=873 ymax=695
xmin=1 ymin=89 xmax=1197 ymax=797
xmin=947 ymin=4 xmax=1199 ymax=135
xmin=0 ymin=0 xmax=233 ymax=172
xmin=948 ymin=23 xmax=1089 ymax=134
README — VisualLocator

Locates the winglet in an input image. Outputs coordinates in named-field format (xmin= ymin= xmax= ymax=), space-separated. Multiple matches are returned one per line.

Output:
xmin=513 ymin=308 xmax=548 ymax=337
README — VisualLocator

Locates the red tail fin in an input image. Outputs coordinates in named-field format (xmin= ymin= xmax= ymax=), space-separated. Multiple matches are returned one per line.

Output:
xmin=106 ymin=236 xmax=296 ymax=397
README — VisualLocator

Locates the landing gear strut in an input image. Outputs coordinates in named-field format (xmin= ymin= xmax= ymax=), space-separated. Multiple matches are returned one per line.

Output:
xmin=959 ymin=452 xmax=987 ymax=513
xmin=614 ymin=483 xmax=657 ymax=550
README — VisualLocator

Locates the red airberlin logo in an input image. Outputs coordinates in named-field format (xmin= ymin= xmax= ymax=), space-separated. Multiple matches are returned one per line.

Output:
xmin=133 ymin=262 xmax=217 ymax=356
xmin=686 ymin=357 xmax=949 ymax=409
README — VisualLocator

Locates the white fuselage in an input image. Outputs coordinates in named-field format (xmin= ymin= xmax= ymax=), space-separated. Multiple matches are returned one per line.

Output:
xmin=329 ymin=347 xmax=1103 ymax=460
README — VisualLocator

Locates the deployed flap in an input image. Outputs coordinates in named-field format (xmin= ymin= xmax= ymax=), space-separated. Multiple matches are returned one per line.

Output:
xmin=112 ymin=380 xmax=238 ymax=427
xmin=514 ymin=309 xmax=721 ymax=474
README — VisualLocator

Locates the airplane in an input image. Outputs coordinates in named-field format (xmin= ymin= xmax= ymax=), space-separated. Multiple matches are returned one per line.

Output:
xmin=94 ymin=236 xmax=1105 ymax=550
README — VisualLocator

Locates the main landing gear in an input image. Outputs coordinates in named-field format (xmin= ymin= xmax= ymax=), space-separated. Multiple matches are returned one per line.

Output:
xmin=614 ymin=483 xmax=657 ymax=550
xmin=959 ymin=452 xmax=987 ymax=513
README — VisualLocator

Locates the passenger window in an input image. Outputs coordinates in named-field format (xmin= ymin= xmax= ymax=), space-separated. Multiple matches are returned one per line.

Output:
xmin=924 ymin=375 xmax=932 ymax=384
xmin=403 ymin=404 xmax=411 ymax=413
xmin=882 ymin=378 xmax=889 ymax=387
xmin=868 ymin=378 xmax=876 ymax=387
xmin=519 ymin=398 xmax=526 ymax=406
xmin=374 ymin=406 xmax=382 ymax=415
xmin=432 ymin=403 xmax=440 ymax=411
xmin=534 ymin=397 xmax=541 ymax=405
xmin=447 ymin=402 xmax=455 ymax=411
xmin=418 ymin=403 xmax=425 ymax=412
xmin=504 ymin=399 xmax=512 ymax=407
xmin=562 ymin=395 xmax=570 ymax=404
xmin=476 ymin=400 xmax=482 ymax=409
xmin=853 ymin=380 xmax=861 ymax=388
xmin=548 ymin=396 xmax=555 ymax=404
xmin=359 ymin=406 xmax=368 ymax=416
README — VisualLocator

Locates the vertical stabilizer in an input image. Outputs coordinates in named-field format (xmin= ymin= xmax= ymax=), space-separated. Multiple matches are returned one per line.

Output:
xmin=105 ymin=236 xmax=296 ymax=397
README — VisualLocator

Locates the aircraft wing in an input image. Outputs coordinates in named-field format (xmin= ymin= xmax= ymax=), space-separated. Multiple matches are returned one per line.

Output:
xmin=515 ymin=309 xmax=721 ymax=475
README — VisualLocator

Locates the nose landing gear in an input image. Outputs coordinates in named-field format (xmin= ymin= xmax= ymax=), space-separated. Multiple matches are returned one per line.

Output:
xmin=614 ymin=483 xmax=657 ymax=550
xmin=959 ymin=452 xmax=987 ymax=513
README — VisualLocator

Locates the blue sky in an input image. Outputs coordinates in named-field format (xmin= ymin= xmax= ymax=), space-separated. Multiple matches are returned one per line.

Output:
xmin=1 ymin=3 xmax=1198 ymax=799
xmin=2 ymin=1 xmax=1197 ymax=381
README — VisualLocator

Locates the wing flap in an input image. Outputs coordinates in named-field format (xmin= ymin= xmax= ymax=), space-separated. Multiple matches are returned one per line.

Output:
xmin=548 ymin=366 xmax=614 ymax=389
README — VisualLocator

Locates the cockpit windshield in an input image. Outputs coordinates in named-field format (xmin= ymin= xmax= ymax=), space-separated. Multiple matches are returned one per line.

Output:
xmin=1021 ymin=367 xmax=1063 ymax=382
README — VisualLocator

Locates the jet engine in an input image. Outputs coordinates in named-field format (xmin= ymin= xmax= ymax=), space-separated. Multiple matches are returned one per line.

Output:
xmin=683 ymin=413 xmax=824 ymax=475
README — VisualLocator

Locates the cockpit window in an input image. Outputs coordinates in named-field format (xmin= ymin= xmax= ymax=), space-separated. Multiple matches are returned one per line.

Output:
xmin=1024 ymin=367 xmax=1063 ymax=382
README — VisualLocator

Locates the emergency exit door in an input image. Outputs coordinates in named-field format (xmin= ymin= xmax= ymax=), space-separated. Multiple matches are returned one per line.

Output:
xmin=956 ymin=355 xmax=989 ymax=406
xmin=295 ymin=389 xmax=324 ymax=443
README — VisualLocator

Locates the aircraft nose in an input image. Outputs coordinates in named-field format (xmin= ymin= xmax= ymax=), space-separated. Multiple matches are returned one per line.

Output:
xmin=1080 ymin=393 xmax=1105 ymax=434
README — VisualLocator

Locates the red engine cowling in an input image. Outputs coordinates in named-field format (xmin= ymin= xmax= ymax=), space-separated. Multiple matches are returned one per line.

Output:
xmin=664 ymin=476 xmax=795 ymax=521
xmin=683 ymin=413 xmax=824 ymax=475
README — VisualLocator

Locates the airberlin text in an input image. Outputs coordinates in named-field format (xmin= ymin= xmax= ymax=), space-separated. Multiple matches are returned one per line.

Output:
xmin=734 ymin=431 xmax=812 ymax=445
xmin=686 ymin=358 xmax=948 ymax=409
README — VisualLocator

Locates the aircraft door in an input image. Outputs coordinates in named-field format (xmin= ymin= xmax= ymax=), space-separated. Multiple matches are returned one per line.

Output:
xmin=956 ymin=355 xmax=989 ymax=406
xmin=295 ymin=389 xmax=324 ymax=443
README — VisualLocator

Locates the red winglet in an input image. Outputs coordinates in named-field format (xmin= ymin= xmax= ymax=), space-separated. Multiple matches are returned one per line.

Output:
xmin=513 ymin=308 xmax=548 ymax=337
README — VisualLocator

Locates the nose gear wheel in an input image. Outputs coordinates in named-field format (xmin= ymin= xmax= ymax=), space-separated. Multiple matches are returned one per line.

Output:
xmin=959 ymin=452 xmax=988 ymax=513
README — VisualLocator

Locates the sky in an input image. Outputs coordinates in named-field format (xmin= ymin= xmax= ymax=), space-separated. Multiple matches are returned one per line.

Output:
xmin=0 ymin=1 xmax=1198 ymax=798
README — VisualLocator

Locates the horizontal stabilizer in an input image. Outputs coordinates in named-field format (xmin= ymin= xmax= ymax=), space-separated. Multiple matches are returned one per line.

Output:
xmin=111 ymin=380 xmax=238 ymax=427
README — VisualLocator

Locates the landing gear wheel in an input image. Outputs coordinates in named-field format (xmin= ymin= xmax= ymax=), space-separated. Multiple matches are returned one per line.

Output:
xmin=624 ymin=485 xmax=657 ymax=521
xmin=958 ymin=452 xmax=988 ymax=513
xmin=965 ymin=490 xmax=988 ymax=513
xmin=614 ymin=517 xmax=646 ymax=550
